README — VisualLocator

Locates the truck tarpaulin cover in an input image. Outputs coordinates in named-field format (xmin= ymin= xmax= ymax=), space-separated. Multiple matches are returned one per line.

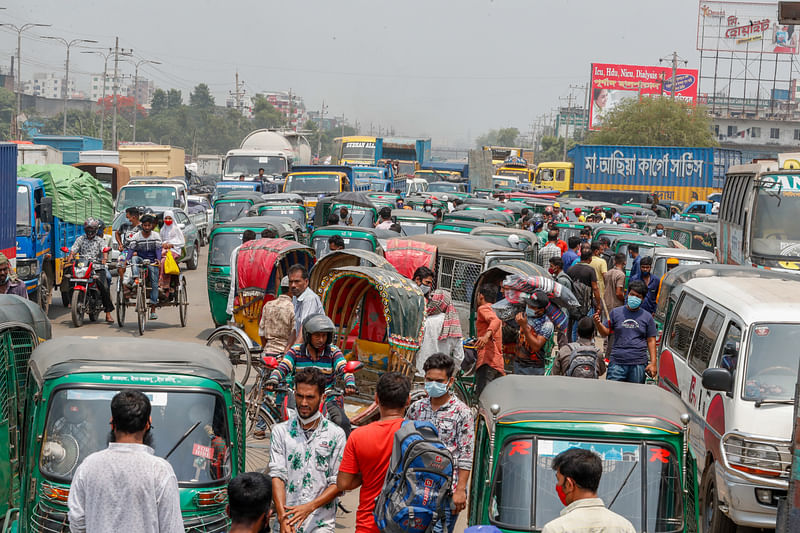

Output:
xmin=384 ymin=238 xmax=437 ymax=279
xmin=236 ymin=238 xmax=297 ymax=291
xmin=17 ymin=164 xmax=113 ymax=225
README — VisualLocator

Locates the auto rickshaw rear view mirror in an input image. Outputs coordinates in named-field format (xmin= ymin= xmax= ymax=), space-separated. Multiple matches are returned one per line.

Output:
xmin=344 ymin=360 xmax=364 ymax=373
xmin=261 ymin=355 xmax=279 ymax=369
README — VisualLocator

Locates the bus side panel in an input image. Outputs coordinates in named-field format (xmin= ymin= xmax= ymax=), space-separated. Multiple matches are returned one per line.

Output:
xmin=572 ymin=182 xmax=717 ymax=204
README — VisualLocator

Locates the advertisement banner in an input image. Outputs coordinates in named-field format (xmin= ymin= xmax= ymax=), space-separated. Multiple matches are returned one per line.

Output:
xmin=697 ymin=1 xmax=799 ymax=55
xmin=589 ymin=63 xmax=699 ymax=130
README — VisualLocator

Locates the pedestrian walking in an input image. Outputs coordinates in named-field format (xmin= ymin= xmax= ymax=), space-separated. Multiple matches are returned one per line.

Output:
xmin=631 ymin=256 xmax=659 ymax=314
xmin=538 ymin=230 xmax=562 ymax=267
xmin=602 ymin=253 xmax=626 ymax=312
xmin=594 ymin=280 xmax=658 ymax=384
xmin=67 ymin=390 xmax=183 ymax=533
xmin=548 ymin=257 xmax=572 ymax=349
xmin=513 ymin=290 xmax=554 ymax=375
xmin=473 ymin=284 xmax=505 ymax=397
xmin=589 ymin=241 xmax=608 ymax=296
xmin=417 ymin=289 xmax=464 ymax=375
xmin=406 ymin=354 xmax=474 ymax=533
xmin=285 ymin=264 xmax=325 ymax=351
xmin=551 ymin=317 xmax=606 ymax=378
xmin=561 ymin=237 xmax=580 ymax=272
xmin=541 ymin=448 xmax=636 ymax=533
xmin=258 ymin=276 xmax=295 ymax=355
xmin=227 ymin=472 xmax=272 ymax=533
xmin=566 ymin=246 xmax=603 ymax=341
xmin=270 ymin=368 xmax=346 ymax=533
xmin=337 ymin=372 xmax=411 ymax=533
xmin=628 ymin=244 xmax=642 ymax=281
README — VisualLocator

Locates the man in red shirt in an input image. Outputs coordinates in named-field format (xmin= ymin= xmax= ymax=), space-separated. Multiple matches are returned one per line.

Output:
xmin=473 ymin=284 xmax=505 ymax=397
xmin=337 ymin=372 xmax=411 ymax=533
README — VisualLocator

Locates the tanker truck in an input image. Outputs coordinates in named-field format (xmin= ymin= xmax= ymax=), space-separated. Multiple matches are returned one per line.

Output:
xmin=222 ymin=130 xmax=311 ymax=181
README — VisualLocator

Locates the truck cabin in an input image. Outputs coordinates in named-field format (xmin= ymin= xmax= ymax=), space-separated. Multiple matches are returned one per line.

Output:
xmin=223 ymin=153 xmax=288 ymax=179
xmin=115 ymin=182 xmax=186 ymax=215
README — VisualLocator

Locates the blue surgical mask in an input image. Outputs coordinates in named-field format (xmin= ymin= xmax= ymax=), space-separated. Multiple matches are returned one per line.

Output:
xmin=627 ymin=295 xmax=642 ymax=309
xmin=656 ymin=229 xmax=664 ymax=236
xmin=424 ymin=381 xmax=449 ymax=398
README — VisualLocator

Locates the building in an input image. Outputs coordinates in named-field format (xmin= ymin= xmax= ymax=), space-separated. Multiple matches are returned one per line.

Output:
xmin=126 ymin=76 xmax=155 ymax=108
xmin=260 ymin=90 xmax=307 ymax=129
xmin=89 ymin=73 xmax=113 ymax=102
xmin=23 ymin=73 xmax=75 ymax=99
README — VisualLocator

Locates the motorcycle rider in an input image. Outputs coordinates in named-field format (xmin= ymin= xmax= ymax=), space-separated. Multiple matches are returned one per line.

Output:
xmin=67 ymin=218 xmax=114 ymax=323
xmin=126 ymin=214 xmax=162 ymax=319
xmin=263 ymin=314 xmax=356 ymax=437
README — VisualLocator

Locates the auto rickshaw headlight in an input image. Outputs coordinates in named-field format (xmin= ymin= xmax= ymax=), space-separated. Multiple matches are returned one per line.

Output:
xmin=195 ymin=488 xmax=228 ymax=507
xmin=41 ymin=481 xmax=70 ymax=504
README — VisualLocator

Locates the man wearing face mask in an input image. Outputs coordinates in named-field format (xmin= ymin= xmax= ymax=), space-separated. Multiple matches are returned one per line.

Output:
xmin=406 ymin=353 xmax=474 ymax=533
xmin=651 ymin=223 xmax=666 ymax=238
xmin=0 ymin=253 xmax=29 ymax=298
xmin=541 ymin=448 xmax=635 ymax=533
xmin=594 ymin=280 xmax=658 ymax=384
xmin=412 ymin=266 xmax=435 ymax=299
xmin=513 ymin=290 xmax=554 ymax=375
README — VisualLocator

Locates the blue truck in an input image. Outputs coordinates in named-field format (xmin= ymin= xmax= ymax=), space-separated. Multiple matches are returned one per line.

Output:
xmin=31 ymin=135 xmax=102 ymax=165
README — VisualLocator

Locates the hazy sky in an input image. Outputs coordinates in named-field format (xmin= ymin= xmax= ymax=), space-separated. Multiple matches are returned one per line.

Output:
xmin=1 ymin=0 xmax=703 ymax=146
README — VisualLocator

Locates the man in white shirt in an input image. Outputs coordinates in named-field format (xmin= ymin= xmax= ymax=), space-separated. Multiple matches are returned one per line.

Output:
xmin=542 ymin=448 xmax=636 ymax=533
xmin=285 ymin=264 xmax=324 ymax=351
xmin=67 ymin=390 xmax=183 ymax=533
xmin=375 ymin=207 xmax=394 ymax=229
xmin=226 ymin=230 xmax=257 ymax=318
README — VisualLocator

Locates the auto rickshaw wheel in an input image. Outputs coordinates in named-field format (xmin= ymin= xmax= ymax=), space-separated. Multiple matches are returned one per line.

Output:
xmin=71 ymin=290 xmax=84 ymax=328
xmin=116 ymin=279 xmax=126 ymax=327
xmin=700 ymin=463 xmax=736 ymax=533
xmin=178 ymin=279 xmax=188 ymax=327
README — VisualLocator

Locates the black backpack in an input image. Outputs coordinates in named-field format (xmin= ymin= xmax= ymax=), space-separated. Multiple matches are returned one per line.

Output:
xmin=568 ymin=276 xmax=593 ymax=319
xmin=565 ymin=342 xmax=600 ymax=378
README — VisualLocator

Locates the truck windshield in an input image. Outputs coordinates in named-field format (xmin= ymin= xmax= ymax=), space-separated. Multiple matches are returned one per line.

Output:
xmin=743 ymin=323 xmax=800 ymax=403
xmin=397 ymin=162 xmax=416 ymax=175
xmin=40 ymin=388 xmax=231 ymax=485
xmin=285 ymin=174 xmax=340 ymax=194
xmin=225 ymin=155 xmax=287 ymax=176
xmin=499 ymin=169 xmax=529 ymax=181
xmin=490 ymin=437 xmax=682 ymax=532
xmin=428 ymin=182 xmax=460 ymax=193
xmin=117 ymin=186 xmax=177 ymax=210
xmin=16 ymin=185 xmax=29 ymax=230
xmin=751 ymin=180 xmax=800 ymax=260
xmin=209 ymin=233 xmax=243 ymax=266
xmin=342 ymin=143 xmax=375 ymax=161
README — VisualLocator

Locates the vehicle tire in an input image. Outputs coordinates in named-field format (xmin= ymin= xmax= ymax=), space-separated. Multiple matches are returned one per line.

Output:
xmin=71 ymin=290 xmax=84 ymax=328
xmin=88 ymin=292 xmax=100 ymax=322
xmin=60 ymin=289 xmax=69 ymax=308
xmin=136 ymin=283 xmax=146 ymax=336
xmin=206 ymin=329 xmax=252 ymax=384
xmin=245 ymin=406 xmax=276 ymax=473
xmin=178 ymin=279 xmax=188 ymax=327
xmin=37 ymin=271 xmax=50 ymax=315
xmin=116 ymin=279 xmax=126 ymax=327
xmin=185 ymin=243 xmax=199 ymax=270
xmin=700 ymin=463 xmax=737 ymax=533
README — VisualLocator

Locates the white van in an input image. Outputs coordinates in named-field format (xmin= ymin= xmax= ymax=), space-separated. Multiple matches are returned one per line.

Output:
xmin=657 ymin=267 xmax=797 ymax=532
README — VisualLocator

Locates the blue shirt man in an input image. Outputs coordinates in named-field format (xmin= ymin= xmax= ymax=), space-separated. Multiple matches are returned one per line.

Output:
xmin=628 ymin=244 xmax=642 ymax=281
xmin=631 ymin=256 xmax=659 ymax=314
xmin=561 ymin=237 xmax=581 ymax=272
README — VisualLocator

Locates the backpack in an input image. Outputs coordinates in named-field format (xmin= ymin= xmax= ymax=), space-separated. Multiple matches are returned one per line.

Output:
xmin=569 ymin=276 xmax=593 ymax=319
xmin=565 ymin=342 xmax=601 ymax=378
xmin=374 ymin=420 xmax=454 ymax=533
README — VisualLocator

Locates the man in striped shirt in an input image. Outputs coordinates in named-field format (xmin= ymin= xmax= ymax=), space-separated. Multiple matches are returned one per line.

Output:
xmin=265 ymin=314 xmax=356 ymax=435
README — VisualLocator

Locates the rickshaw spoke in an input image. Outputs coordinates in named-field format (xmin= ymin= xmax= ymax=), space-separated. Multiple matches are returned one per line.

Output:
xmin=245 ymin=407 xmax=276 ymax=473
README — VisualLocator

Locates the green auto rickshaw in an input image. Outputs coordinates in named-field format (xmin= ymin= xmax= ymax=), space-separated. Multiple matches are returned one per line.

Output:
xmin=248 ymin=202 xmax=309 ymax=240
xmin=470 ymin=227 xmax=539 ymax=263
xmin=605 ymin=234 xmax=681 ymax=277
xmin=330 ymin=192 xmax=379 ymax=228
xmin=433 ymin=220 xmax=492 ymax=236
xmin=0 ymin=295 xmax=51 ymax=525
xmin=391 ymin=209 xmax=435 ymax=236
xmin=643 ymin=220 xmax=717 ymax=252
xmin=15 ymin=336 xmax=246 ymax=532
xmin=445 ymin=208 xmax=513 ymax=227
xmin=207 ymin=216 xmax=303 ymax=326
xmin=213 ymin=191 xmax=265 ymax=225
xmin=309 ymin=226 xmax=385 ymax=257
xmin=470 ymin=375 xmax=699 ymax=532
xmin=405 ymin=194 xmax=447 ymax=214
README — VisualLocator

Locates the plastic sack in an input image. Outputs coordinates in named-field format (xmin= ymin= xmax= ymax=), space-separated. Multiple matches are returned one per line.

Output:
xmin=502 ymin=274 xmax=579 ymax=308
xmin=163 ymin=251 xmax=180 ymax=275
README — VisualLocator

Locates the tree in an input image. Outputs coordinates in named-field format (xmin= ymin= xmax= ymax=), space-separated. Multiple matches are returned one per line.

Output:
xmin=189 ymin=83 xmax=215 ymax=109
xmin=150 ymin=89 xmax=168 ymax=114
xmin=167 ymin=89 xmax=183 ymax=108
xmin=586 ymin=97 xmax=717 ymax=147
xmin=496 ymin=127 xmax=519 ymax=147
xmin=537 ymin=136 xmax=577 ymax=162
xmin=251 ymin=94 xmax=284 ymax=129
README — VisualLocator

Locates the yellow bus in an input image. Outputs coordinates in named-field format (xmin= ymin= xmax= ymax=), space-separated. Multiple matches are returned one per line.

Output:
xmin=334 ymin=136 xmax=377 ymax=166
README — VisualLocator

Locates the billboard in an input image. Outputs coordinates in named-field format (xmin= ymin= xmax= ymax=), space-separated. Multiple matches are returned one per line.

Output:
xmin=589 ymin=63 xmax=699 ymax=130
xmin=697 ymin=1 xmax=799 ymax=55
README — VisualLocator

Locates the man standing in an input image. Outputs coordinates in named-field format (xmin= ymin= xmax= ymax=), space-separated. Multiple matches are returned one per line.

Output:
xmin=561 ymin=237 xmax=580 ymax=272
xmin=227 ymin=230 xmax=257 ymax=318
xmin=548 ymin=257 xmax=572 ymax=349
xmin=406 ymin=354 xmax=474 ymax=533
xmin=270 ymin=368 xmax=346 ymax=533
xmin=566 ymin=246 xmax=603 ymax=340
xmin=589 ymin=241 xmax=608 ymax=297
xmin=602 ymin=253 xmax=626 ymax=313
xmin=594 ymin=280 xmax=658 ymax=384
xmin=227 ymin=472 xmax=272 ymax=533
xmin=473 ymin=285 xmax=505 ymax=397
xmin=538 ymin=230 xmax=562 ymax=268
xmin=259 ymin=276 xmax=294 ymax=355
xmin=632 ymin=255 xmax=659 ymax=314
xmin=257 ymin=168 xmax=266 ymax=180
xmin=375 ymin=207 xmax=394 ymax=229
xmin=338 ymin=373 xmax=410 ymax=533
xmin=67 ymin=390 xmax=183 ymax=533
xmin=541 ymin=448 xmax=635 ymax=533
xmin=285 ymin=264 xmax=324 ymax=351
xmin=628 ymin=244 xmax=642 ymax=281
xmin=551 ymin=317 xmax=606 ymax=378
xmin=0 ymin=253 xmax=29 ymax=298
xmin=412 ymin=266 xmax=435 ymax=299
xmin=513 ymin=290 xmax=554 ymax=375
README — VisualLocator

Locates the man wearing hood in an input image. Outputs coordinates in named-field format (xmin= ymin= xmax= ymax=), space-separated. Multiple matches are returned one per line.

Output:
xmin=159 ymin=210 xmax=185 ymax=301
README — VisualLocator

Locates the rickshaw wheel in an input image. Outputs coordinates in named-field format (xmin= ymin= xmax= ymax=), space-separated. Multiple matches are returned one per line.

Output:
xmin=245 ymin=407 xmax=276 ymax=473
xmin=136 ymin=283 xmax=146 ymax=336
xmin=206 ymin=329 xmax=251 ymax=384
xmin=178 ymin=279 xmax=188 ymax=327
xmin=116 ymin=279 xmax=126 ymax=327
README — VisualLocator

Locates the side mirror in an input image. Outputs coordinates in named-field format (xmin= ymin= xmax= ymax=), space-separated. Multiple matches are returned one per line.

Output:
xmin=102 ymin=247 xmax=111 ymax=254
xmin=261 ymin=355 xmax=279 ymax=369
xmin=344 ymin=360 xmax=364 ymax=373
xmin=702 ymin=368 xmax=733 ymax=394
xmin=60 ymin=246 xmax=70 ymax=253
xmin=40 ymin=197 xmax=54 ymax=224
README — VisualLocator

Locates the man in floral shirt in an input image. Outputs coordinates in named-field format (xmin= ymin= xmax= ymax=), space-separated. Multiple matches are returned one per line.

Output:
xmin=269 ymin=368 xmax=346 ymax=533
xmin=406 ymin=353 xmax=474 ymax=533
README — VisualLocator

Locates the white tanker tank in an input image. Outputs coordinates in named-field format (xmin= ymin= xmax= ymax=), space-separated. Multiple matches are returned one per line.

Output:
xmin=223 ymin=130 xmax=297 ymax=180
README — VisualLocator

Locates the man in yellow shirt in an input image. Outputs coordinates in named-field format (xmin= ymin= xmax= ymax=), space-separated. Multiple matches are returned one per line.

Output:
xmin=589 ymin=241 xmax=608 ymax=299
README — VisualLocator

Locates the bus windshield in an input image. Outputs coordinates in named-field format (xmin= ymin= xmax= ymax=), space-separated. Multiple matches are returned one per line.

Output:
xmin=225 ymin=155 xmax=287 ymax=176
xmin=285 ymin=174 xmax=340 ymax=194
xmin=752 ymin=181 xmax=800 ymax=259
xmin=341 ymin=142 xmax=375 ymax=161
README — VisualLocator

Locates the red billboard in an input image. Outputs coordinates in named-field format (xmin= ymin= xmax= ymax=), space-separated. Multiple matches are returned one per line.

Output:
xmin=589 ymin=63 xmax=700 ymax=130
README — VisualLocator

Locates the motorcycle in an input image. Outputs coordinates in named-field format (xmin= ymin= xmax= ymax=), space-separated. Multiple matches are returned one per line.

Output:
xmin=60 ymin=246 xmax=111 ymax=327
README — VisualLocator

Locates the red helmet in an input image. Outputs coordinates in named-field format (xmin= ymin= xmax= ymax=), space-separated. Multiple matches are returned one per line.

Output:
xmin=573 ymin=207 xmax=582 ymax=215
xmin=424 ymin=198 xmax=433 ymax=206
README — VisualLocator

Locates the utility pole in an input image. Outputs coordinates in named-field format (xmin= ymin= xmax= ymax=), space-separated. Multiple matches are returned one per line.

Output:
xmin=229 ymin=71 xmax=245 ymax=128
xmin=43 ymin=36 xmax=98 ymax=135
xmin=559 ymin=92 xmax=576 ymax=161
xmin=110 ymin=38 xmax=133 ymax=149
xmin=317 ymin=100 xmax=326 ymax=156
xmin=659 ymin=51 xmax=688 ymax=100
xmin=81 ymin=49 xmax=112 ymax=147
xmin=122 ymin=57 xmax=160 ymax=142
xmin=1 ymin=22 xmax=51 ymax=138
xmin=571 ymin=83 xmax=589 ymax=134
xmin=288 ymin=88 xmax=294 ymax=130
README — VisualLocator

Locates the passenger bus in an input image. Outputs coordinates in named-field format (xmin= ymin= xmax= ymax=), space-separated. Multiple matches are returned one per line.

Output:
xmin=334 ymin=136 xmax=377 ymax=166
xmin=719 ymin=155 xmax=800 ymax=271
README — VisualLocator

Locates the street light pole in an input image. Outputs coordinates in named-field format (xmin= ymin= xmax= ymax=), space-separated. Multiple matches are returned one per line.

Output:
xmin=122 ymin=57 xmax=160 ymax=142
xmin=43 ymin=36 xmax=98 ymax=134
xmin=81 ymin=49 xmax=112 ymax=147
xmin=0 ymin=23 xmax=51 ymax=139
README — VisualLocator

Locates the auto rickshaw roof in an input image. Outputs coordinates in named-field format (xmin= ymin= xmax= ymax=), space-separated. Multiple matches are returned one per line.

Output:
xmin=613 ymin=234 xmax=680 ymax=247
xmin=217 ymin=191 xmax=265 ymax=202
xmin=310 ymin=249 xmax=395 ymax=291
xmin=653 ymin=219 xmax=717 ymax=233
xmin=392 ymin=209 xmax=435 ymax=221
xmin=470 ymin=226 xmax=537 ymax=241
xmin=651 ymin=248 xmax=716 ymax=262
xmin=311 ymin=225 xmax=382 ymax=239
xmin=479 ymin=375 xmax=688 ymax=434
xmin=407 ymin=233 xmax=523 ymax=258
xmin=29 ymin=336 xmax=234 ymax=386
xmin=259 ymin=193 xmax=305 ymax=204
xmin=332 ymin=191 xmax=378 ymax=209
xmin=0 ymin=294 xmax=52 ymax=340
xmin=211 ymin=216 xmax=300 ymax=237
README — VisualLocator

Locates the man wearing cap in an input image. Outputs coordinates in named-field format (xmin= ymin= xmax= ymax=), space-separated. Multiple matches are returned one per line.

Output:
xmin=657 ymin=257 xmax=680 ymax=301
xmin=0 ymin=253 xmax=29 ymax=298
xmin=552 ymin=202 xmax=565 ymax=222
xmin=259 ymin=276 xmax=295 ymax=357
xmin=573 ymin=207 xmax=585 ymax=222
xmin=513 ymin=290 xmax=554 ymax=375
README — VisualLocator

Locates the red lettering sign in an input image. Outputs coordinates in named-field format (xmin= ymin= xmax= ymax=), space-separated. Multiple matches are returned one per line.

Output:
xmin=508 ymin=441 xmax=532 ymax=456
xmin=649 ymin=447 xmax=671 ymax=463
xmin=192 ymin=443 xmax=214 ymax=460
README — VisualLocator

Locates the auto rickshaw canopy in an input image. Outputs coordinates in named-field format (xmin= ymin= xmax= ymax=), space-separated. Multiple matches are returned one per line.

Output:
xmin=310 ymin=249 xmax=395 ymax=290
xmin=0 ymin=294 xmax=52 ymax=340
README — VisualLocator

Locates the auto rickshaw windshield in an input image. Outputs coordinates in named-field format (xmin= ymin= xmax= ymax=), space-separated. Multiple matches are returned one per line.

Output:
xmin=209 ymin=234 xmax=243 ymax=266
xmin=40 ymin=388 xmax=231 ymax=485
xmin=313 ymin=236 xmax=374 ymax=257
xmin=215 ymin=202 xmax=250 ymax=223
xmin=489 ymin=437 xmax=682 ymax=532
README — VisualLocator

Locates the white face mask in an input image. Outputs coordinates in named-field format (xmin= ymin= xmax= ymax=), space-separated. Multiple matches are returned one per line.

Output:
xmin=298 ymin=410 xmax=322 ymax=425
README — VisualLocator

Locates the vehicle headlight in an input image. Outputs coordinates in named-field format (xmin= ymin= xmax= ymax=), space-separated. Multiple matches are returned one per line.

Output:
xmin=214 ymin=282 xmax=227 ymax=292
xmin=16 ymin=264 xmax=30 ymax=278
xmin=74 ymin=265 xmax=89 ymax=278
xmin=724 ymin=436 xmax=782 ymax=476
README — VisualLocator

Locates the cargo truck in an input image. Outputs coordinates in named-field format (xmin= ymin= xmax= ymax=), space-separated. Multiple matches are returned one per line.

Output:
xmin=534 ymin=144 xmax=742 ymax=202
xmin=196 ymin=154 xmax=224 ymax=178
xmin=119 ymin=144 xmax=186 ymax=177
xmin=223 ymin=130 xmax=297 ymax=180
xmin=374 ymin=137 xmax=431 ymax=182
xmin=31 ymin=135 xmax=102 ymax=165
xmin=17 ymin=144 xmax=63 ymax=166
xmin=15 ymin=164 xmax=113 ymax=312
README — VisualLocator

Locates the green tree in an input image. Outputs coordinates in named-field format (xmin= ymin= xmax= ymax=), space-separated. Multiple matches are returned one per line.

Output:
xmin=167 ymin=89 xmax=183 ymax=108
xmin=251 ymin=94 xmax=284 ymax=129
xmin=496 ymin=127 xmax=519 ymax=147
xmin=586 ymin=97 xmax=717 ymax=147
xmin=537 ymin=136 xmax=577 ymax=162
xmin=189 ymin=83 xmax=215 ymax=109
xmin=0 ymin=87 xmax=15 ymax=139
xmin=150 ymin=89 xmax=168 ymax=114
